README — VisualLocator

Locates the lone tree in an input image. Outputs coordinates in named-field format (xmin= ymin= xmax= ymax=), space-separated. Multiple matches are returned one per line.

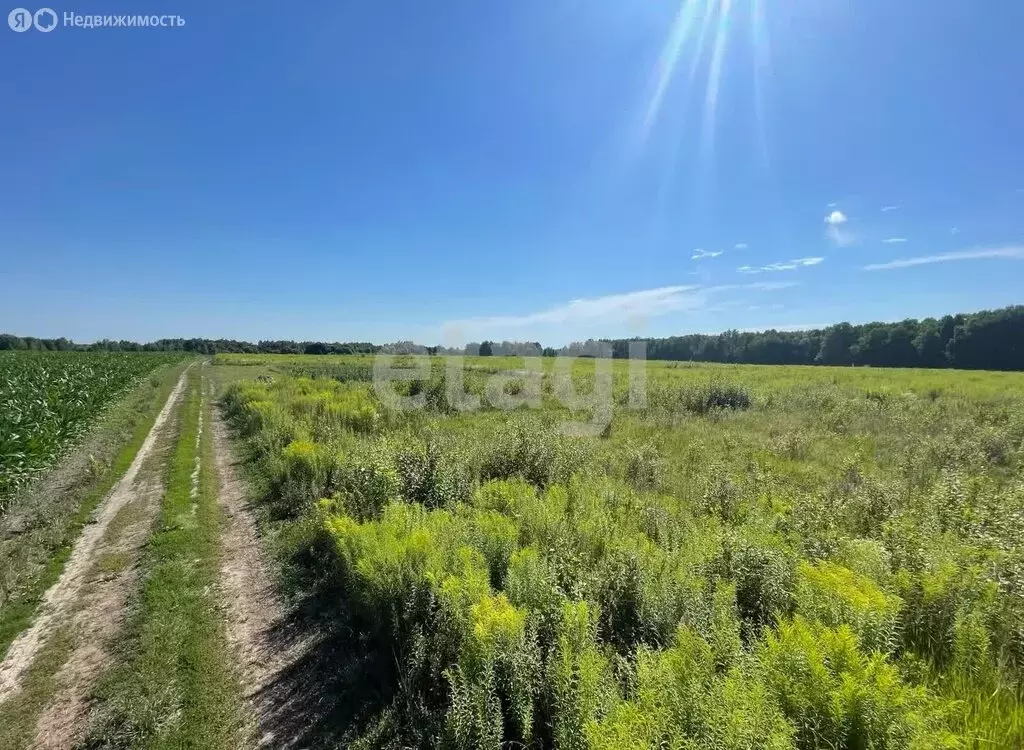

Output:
xmin=479 ymin=340 xmax=493 ymax=356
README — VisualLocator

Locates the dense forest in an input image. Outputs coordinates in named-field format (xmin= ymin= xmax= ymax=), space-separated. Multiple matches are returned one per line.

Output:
xmin=604 ymin=304 xmax=1024 ymax=371
xmin=2 ymin=304 xmax=1021 ymax=371
xmin=0 ymin=336 xmax=381 ymax=356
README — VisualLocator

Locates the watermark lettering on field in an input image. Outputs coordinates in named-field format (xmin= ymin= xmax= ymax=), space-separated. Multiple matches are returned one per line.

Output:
xmin=371 ymin=347 xmax=649 ymax=437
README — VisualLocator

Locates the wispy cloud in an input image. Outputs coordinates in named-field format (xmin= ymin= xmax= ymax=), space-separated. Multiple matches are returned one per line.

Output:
xmin=734 ymin=242 xmax=748 ymax=250
xmin=440 ymin=281 xmax=795 ymax=342
xmin=746 ymin=281 xmax=801 ymax=291
xmin=880 ymin=205 xmax=899 ymax=212
xmin=824 ymin=210 xmax=854 ymax=246
xmin=741 ymin=322 xmax=827 ymax=333
xmin=692 ymin=248 xmax=723 ymax=259
xmin=863 ymin=246 xmax=1024 ymax=271
xmin=738 ymin=257 xmax=824 ymax=274
xmin=447 ymin=285 xmax=704 ymax=331
xmin=951 ymin=227 xmax=960 ymax=235
xmin=882 ymin=237 xmax=908 ymax=244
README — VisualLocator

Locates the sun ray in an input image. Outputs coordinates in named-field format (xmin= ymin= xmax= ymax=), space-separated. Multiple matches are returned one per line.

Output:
xmin=686 ymin=0 xmax=718 ymax=87
xmin=646 ymin=0 xmax=718 ymax=214
xmin=751 ymin=0 xmax=772 ymax=169
xmin=700 ymin=0 xmax=733 ymax=161
xmin=642 ymin=0 xmax=706 ymax=140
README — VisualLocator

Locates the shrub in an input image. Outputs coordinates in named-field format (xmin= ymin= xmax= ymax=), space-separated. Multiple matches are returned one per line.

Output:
xmin=795 ymin=560 xmax=902 ymax=653
xmin=684 ymin=381 xmax=753 ymax=415
xmin=480 ymin=421 xmax=560 ymax=488
xmin=323 ymin=387 xmax=381 ymax=433
xmin=596 ymin=547 xmax=649 ymax=653
xmin=271 ymin=439 xmax=337 ymax=515
xmin=443 ymin=594 xmax=540 ymax=749
xmin=720 ymin=528 xmax=797 ymax=639
xmin=644 ymin=380 xmax=753 ymax=418
xmin=588 ymin=627 xmax=795 ymax=750
xmin=466 ymin=511 xmax=518 ymax=589
xmin=504 ymin=546 xmax=565 ymax=649
xmin=701 ymin=470 xmax=745 ymax=524
xmin=474 ymin=478 xmax=537 ymax=515
xmin=895 ymin=562 xmax=999 ymax=670
xmin=334 ymin=450 xmax=400 ymax=520
xmin=546 ymin=601 xmax=615 ymax=750
xmin=622 ymin=441 xmax=662 ymax=491
xmin=395 ymin=437 xmax=471 ymax=509
xmin=834 ymin=538 xmax=893 ymax=585
xmin=757 ymin=618 xmax=960 ymax=750
xmin=246 ymin=400 xmax=303 ymax=459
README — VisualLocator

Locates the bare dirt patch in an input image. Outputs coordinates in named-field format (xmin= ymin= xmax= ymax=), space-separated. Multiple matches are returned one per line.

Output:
xmin=211 ymin=406 xmax=316 ymax=749
xmin=0 ymin=370 xmax=188 ymax=704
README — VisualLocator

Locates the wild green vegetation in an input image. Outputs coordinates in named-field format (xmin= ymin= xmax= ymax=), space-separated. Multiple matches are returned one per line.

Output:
xmin=218 ymin=353 xmax=1024 ymax=749
xmin=0 ymin=351 xmax=185 ymax=509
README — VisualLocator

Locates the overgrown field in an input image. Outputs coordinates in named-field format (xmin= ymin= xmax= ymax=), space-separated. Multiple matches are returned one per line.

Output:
xmin=220 ymin=354 xmax=1024 ymax=749
xmin=0 ymin=351 xmax=184 ymax=510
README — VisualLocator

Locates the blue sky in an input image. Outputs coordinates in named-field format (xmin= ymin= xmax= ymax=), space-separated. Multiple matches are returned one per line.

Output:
xmin=2 ymin=0 xmax=1022 ymax=345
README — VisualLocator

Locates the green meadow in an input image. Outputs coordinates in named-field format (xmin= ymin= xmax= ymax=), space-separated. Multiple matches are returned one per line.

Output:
xmin=218 ymin=353 xmax=1024 ymax=749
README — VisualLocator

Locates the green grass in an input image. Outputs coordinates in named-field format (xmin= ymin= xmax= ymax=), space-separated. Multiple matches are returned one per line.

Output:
xmin=83 ymin=373 xmax=240 ymax=749
xmin=0 ymin=361 xmax=190 ymax=659
xmin=218 ymin=354 xmax=1024 ymax=749
xmin=0 ymin=627 xmax=76 ymax=748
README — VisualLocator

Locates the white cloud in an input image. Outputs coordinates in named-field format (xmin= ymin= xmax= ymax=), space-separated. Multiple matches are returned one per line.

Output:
xmin=446 ymin=285 xmax=704 ymax=332
xmin=863 ymin=246 xmax=1024 ymax=271
xmin=882 ymin=237 xmax=908 ymax=244
xmin=824 ymin=210 xmax=854 ymax=246
xmin=741 ymin=322 xmax=827 ymax=333
xmin=827 ymin=202 xmax=838 ymax=208
xmin=734 ymin=242 xmax=748 ymax=250
xmin=692 ymin=248 xmax=723 ymax=259
xmin=747 ymin=281 xmax=801 ymax=291
xmin=738 ymin=257 xmax=824 ymax=274
xmin=880 ymin=205 xmax=899 ymax=212
xmin=440 ymin=281 xmax=794 ymax=342
xmin=951 ymin=227 xmax=960 ymax=235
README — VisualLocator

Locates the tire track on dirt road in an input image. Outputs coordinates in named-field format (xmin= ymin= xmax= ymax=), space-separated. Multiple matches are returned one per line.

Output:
xmin=0 ymin=368 xmax=189 ymax=703
xmin=29 ymin=379 xmax=187 ymax=749
xmin=211 ymin=403 xmax=316 ymax=748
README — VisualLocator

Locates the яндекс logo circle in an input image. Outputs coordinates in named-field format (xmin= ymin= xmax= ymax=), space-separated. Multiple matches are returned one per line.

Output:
xmin=8 ymin=7 xmax=33 ymax=31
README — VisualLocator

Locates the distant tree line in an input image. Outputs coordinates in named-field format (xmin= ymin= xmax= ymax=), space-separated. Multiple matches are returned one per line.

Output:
xmin=596 ymin=305 xmax=1024 ymax=371
xmin=2 ymin=305 xmax=1021 ymax=370
xmin=0 ymin=335 xmax=381 ymax=356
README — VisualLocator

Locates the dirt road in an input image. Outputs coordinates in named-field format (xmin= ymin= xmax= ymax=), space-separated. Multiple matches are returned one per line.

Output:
xmin=0 ymin=369 xmax=189 ymax=703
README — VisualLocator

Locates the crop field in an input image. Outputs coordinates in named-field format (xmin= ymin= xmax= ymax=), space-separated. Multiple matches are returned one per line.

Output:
xmin=0 ymin=351 xmax=185 ymax=510
xmin=218 ymin=354 xmax=1024 ymax=748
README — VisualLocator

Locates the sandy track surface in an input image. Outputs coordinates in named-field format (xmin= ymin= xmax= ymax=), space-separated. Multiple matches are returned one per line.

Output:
xmin=211 ymin=406 xmax=314 ymax=749
xmin=30 ymin=382 xmax=185 ymax=748
xmin=0 ymin=369 xmax=189 ymax=704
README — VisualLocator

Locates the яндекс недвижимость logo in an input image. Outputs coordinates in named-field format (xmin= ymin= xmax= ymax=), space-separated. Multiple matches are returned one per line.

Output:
xmin=8 ymin=7 xmax=184 ymax=31
xmin=8 ymin=7 xmax=56 ymax=31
